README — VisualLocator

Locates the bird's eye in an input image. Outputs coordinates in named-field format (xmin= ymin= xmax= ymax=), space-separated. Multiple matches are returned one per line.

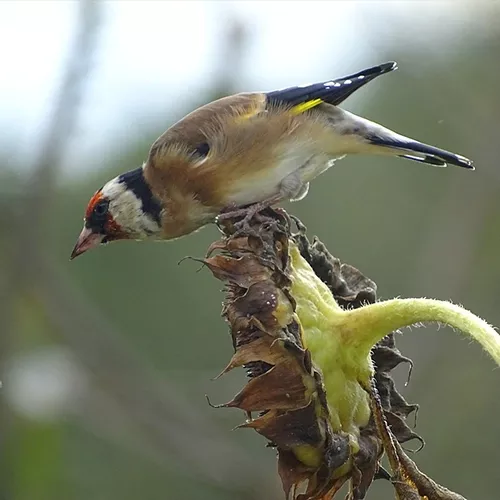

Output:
xmin=194 ymin=142 xmax=210 ymax=158
xmin=93 ymin=199 xmax=109 ymax=217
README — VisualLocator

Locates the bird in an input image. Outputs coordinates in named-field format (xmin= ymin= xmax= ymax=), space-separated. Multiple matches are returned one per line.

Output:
xmin=71 ymin=61 xmax=473 ymax=259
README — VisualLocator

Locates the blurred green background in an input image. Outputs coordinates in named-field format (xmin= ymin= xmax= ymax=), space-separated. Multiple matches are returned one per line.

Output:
xmin=1 ymin=1 xmax=499 ymax=499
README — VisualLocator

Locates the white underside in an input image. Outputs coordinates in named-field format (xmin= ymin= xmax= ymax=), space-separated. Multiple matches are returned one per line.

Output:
xmin=225 ymin=137 xmax=352 ymax=206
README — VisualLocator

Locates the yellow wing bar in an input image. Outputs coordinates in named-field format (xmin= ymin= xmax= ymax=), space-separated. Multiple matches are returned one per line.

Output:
xmin=290 ymin=98 xmax=323 ymax=115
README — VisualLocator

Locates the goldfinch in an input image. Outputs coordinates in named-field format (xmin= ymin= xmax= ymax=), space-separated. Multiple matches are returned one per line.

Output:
xmin=71 ymin=61 xmax=473 ymax=259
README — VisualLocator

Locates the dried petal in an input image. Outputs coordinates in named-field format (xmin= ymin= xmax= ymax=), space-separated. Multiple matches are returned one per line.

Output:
xmin=278 ymin=449 xmax=313 ymax=498
xmin=241 ymin=402 xmax=324 ymax=449
xmin=223 ymin=359 xmax=311 ymax=412
xmin=215 ymin=335 xmax=288 ymax=378
xmin=203 ymin=254 xmax=273 ymax=287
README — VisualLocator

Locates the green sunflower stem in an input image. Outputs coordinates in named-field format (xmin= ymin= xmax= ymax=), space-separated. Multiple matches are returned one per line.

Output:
xmin=339 ymin=298 xmax=500 ymax=366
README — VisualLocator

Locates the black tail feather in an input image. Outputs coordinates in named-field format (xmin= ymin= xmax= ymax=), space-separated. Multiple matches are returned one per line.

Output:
xmin=398 ymin=154 xmax=447 ymax=167
xmin=368 ymin=135 xmax=474 ymax=170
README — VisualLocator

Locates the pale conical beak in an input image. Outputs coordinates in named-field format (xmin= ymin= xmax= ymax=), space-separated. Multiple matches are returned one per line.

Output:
xmin=70 ymin=227 xmax=104 ymax=260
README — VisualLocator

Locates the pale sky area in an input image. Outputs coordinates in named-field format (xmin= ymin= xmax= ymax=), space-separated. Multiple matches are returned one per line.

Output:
xmin=0 ymin=1 xmax=485 ymax=177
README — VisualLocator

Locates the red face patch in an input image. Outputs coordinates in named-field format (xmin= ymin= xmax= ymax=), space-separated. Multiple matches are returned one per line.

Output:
xmin=106 ymin=218 xmax=128 ymax=240
xmin=84 ymin=190 xmax=128 ymax=241
xmin=85 ymin=190 xmax=104 ymax=221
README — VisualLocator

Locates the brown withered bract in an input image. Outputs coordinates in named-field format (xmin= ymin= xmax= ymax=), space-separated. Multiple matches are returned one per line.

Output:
xmin=202 ymin=208 xmax=468 ymax=500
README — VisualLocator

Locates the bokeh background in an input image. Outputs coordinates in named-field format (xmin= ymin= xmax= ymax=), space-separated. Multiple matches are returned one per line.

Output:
xmin=1 ymin=1 xmax=499 ymax=499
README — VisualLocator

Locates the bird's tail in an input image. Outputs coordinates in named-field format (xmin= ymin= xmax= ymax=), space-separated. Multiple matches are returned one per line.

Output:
xmin=366 ymin=132 xmax=474 ymax=169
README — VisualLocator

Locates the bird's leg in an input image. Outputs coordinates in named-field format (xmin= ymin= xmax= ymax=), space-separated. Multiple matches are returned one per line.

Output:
xmin=216 ymin=196 xmax=283 ymax=235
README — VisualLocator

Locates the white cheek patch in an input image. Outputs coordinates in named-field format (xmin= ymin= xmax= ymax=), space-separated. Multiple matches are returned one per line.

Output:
xmin=101 ymin=177 xmax=126 ymax=199
xmin=101 ymin=178 xmax=161 ymax=237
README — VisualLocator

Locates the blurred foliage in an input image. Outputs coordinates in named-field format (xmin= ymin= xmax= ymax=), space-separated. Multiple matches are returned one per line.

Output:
xmin=1 ymin=2 xmax=499 ymax=500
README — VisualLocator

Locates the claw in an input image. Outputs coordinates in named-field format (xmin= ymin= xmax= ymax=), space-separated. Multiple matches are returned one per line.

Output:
xmin=216 ymin=196 xmax=284 ymax=234
xmin=216 ymin=201 xmax=275 ymax=237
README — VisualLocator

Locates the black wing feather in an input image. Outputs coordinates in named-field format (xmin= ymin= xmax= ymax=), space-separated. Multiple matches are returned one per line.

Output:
xmin=266 ymin=61 xmax=398 ymax=108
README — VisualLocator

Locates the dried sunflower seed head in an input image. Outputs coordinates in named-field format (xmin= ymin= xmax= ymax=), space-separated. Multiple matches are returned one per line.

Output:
xmin=203 ymin=208 xmax=481 ymax=500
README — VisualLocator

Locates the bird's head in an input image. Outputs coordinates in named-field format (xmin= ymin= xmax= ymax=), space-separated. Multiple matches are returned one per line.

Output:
xmin=71 ymin=168 xmax=163 ymax=259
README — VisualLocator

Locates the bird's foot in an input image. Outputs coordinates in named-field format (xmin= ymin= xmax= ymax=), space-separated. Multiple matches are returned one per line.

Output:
xmin=216 ymin=200 xmax=278 ymax=237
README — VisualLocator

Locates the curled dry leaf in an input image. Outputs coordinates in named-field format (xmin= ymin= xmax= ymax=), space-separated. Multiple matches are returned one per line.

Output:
xmin=202 ymin=208 xmax=468 ymax=500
